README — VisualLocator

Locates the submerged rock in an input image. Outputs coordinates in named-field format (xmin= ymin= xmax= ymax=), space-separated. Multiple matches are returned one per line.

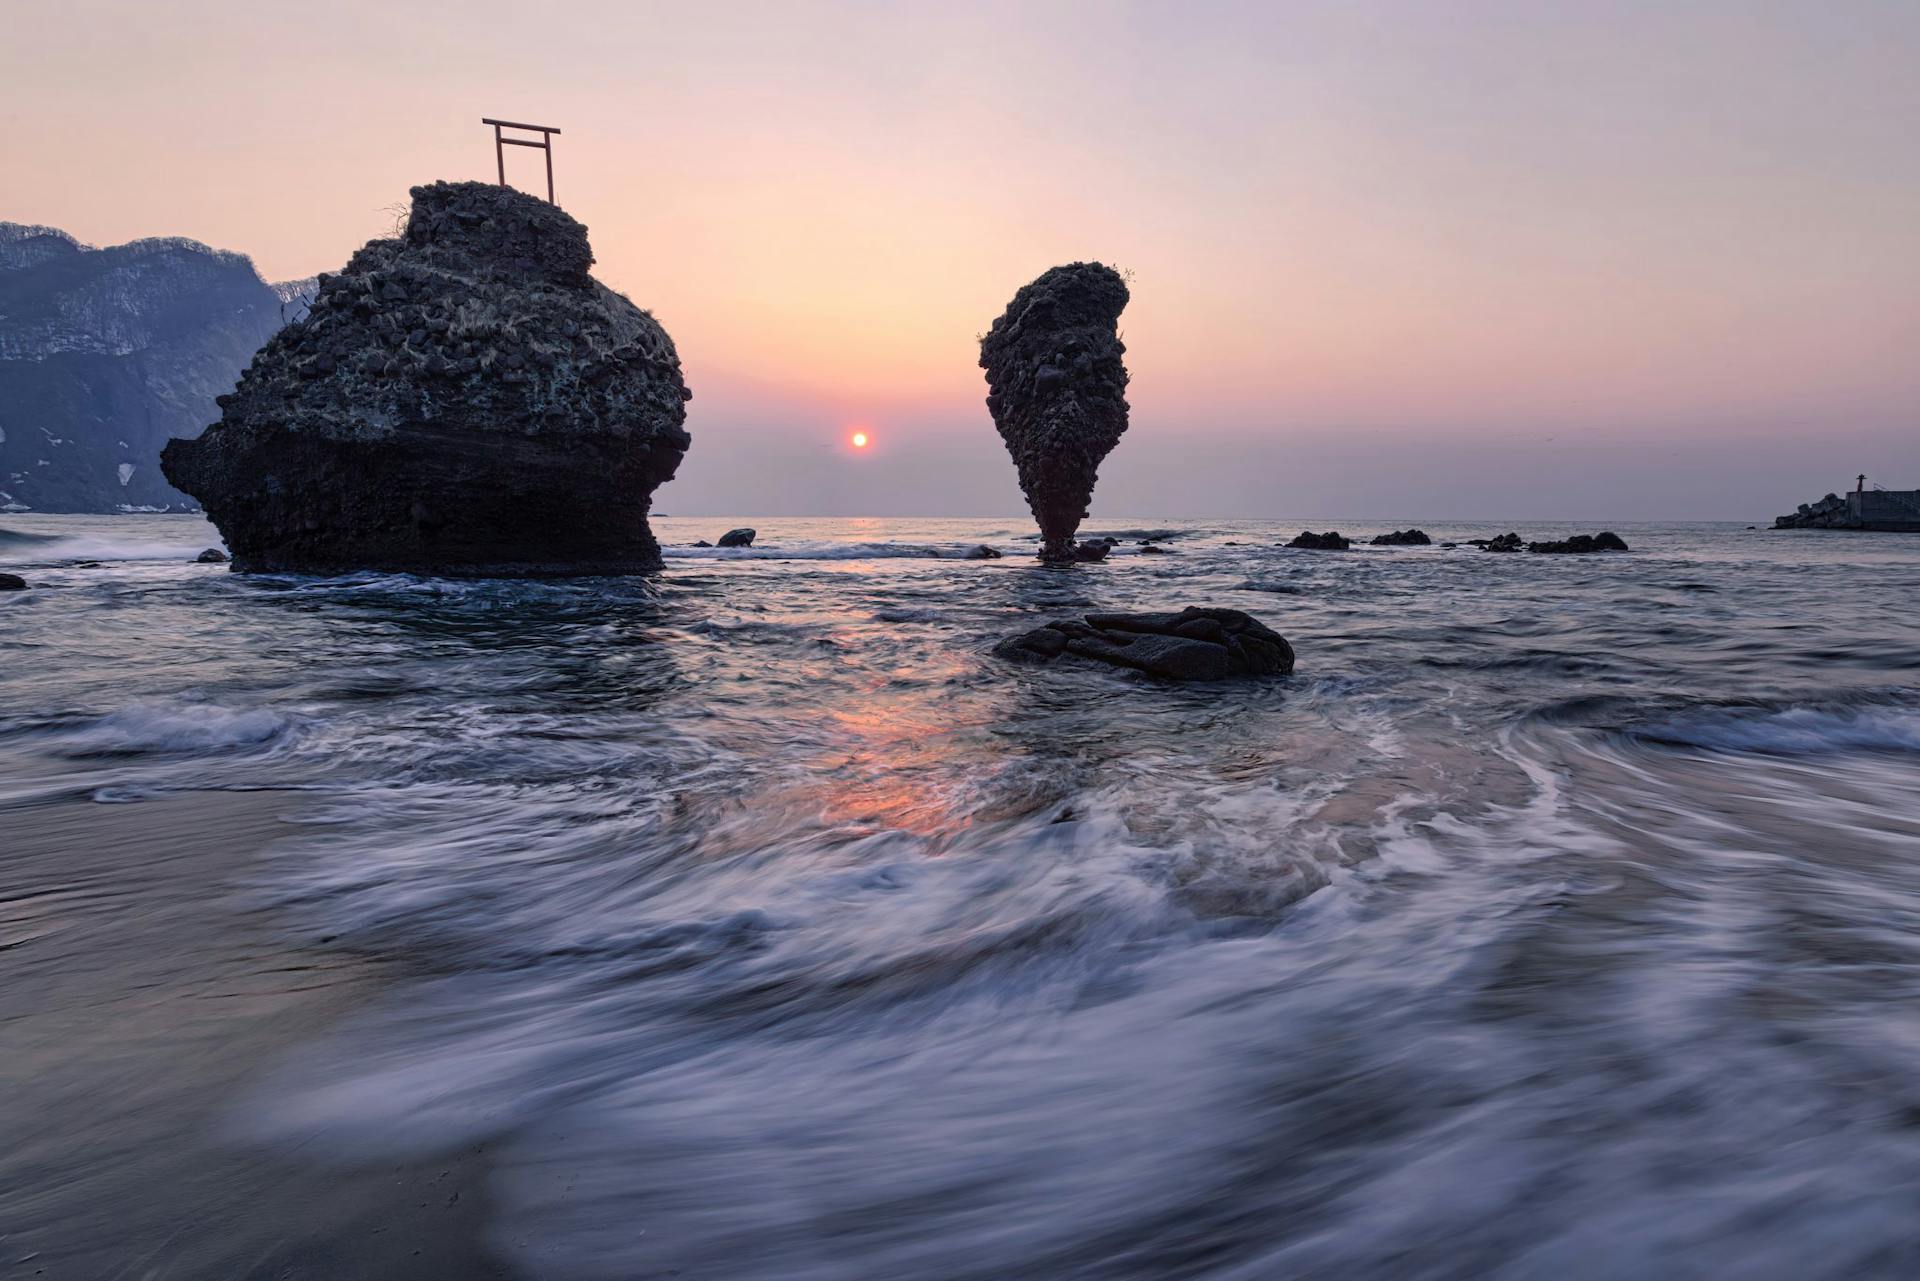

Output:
xmin=160 ymin=181 xmax=691 ymax=575
xmin=994 ymin=606 xmax=1294 ymax=681
xmin=1529 ymin=531 xmax=1629 ymax=554
xmin=979 ymin=263 xmax=1130 ymax=563
xmin=1370 ymin=529 xmax=1431 ymax=546
xmin=962 ymin=544 xmax=1003 ymax=559
xmin=716 ymin=528 xmax=756 ymax=548
xmin=1288 ymin=530 xmax=1350 ymax=551
xmin=195 ymin=548 xmax=228 ymax=563
xmin=0 ymin=572 xmax=25 ymax=590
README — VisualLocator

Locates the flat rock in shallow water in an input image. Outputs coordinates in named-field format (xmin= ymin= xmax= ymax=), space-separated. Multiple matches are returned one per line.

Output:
xmin=160 ymin=181 xmax=691 ymax=576
xmin=994 ymin=606 xmax=1294 ymax=680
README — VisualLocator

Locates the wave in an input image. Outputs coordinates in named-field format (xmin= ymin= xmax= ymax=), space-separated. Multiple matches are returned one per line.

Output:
xmin=1633 ymin=703 xmax=1920 ymax=755
xmin=0 ymin=527 xmax=224 ymax=565
xmin=50 ymin=699 xmax=294 ymax=757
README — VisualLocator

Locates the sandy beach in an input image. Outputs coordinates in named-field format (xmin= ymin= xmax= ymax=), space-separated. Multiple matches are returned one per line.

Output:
xmin=0 ymin=788 xmax=516 ymax=1280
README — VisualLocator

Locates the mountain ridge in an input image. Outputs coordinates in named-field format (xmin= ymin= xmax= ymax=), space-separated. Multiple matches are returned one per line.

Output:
xmin=0 ymin=221 xmax=313 ymax=512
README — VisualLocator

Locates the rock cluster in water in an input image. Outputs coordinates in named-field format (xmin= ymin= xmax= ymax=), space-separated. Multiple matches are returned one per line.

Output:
xmin=160 ymin=181 xmax=691 ymax=575
xmin=1371 ymin=528 xmax=1431 ymax=546
xmin=1773 ymin=492 xmax=1859 ymax=530
xmin=979 ymin=263 xmax=1130 ymax=563
xmin=1465 ymin=531 xmax=1628 ymax=554
xmin=1527 ymin=531 xmax=1629 ymax=554
xmin=994 ymin=607 xmax=1294 ymax=681
xmin=1288 ymin=530 xmax=1350 ymax=550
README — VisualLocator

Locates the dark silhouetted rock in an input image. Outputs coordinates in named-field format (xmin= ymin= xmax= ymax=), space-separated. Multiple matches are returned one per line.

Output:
xmin=1773 ymin=492 xmax=1862 ymax=530
xmin=0 ymin=572 xmax=25 ymax=590
xmin=716 ymin=528 xmax=756 ymax=548
xmin=994 ymin=606 xmax=1294 ymax=681
xmin=195 ymin=547 xmax=227 ymax=563
xmin=1468 ymin=533 xmax=1523 ymax=553
xmin=979 ymin=263 xmax=1130 ymax=563
xmin=962 ymin=544 xmax=1003 ymax=559
xmin=1528 ymin=532 xmax=1630 ymax=554
xmin=691 ymin=539 xmax=712 ymax=548
xmin=1139 ymin=543 xmax=1169 ymax=554
xmin=1288 ymin=531 xmax=1350 ymax=551
xmin=1074 ymin=536 xmax=1118 ymax=562
xmin=159 ymin=181 xmax=691 ymax=575
xmin=1370 ymin=529 xmax=1431 ymax=546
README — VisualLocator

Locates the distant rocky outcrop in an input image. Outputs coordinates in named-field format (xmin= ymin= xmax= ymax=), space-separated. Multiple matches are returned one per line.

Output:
xmin=1288 ymin=530 xmax=1350 ymax=550
xmin=1773 ymin=492 xmax=1859 ymax=530
xmin=162 ymin=182 xmax=691 ymax=575
xmin=716 ymin=528 xmax=755 ymax=548
xmin=979 ymin=263 xmax=1130 ymax=563
xmin=1468 ymin=533 xmax=1524 ymax=553
xmin=1370 ymin=529 xmax=1431 ymax=546
xmin=0 ymin=222 xmax=313 ymax=513
xmin=1528 ymin=532 xmax=1629 ymax=554
xmin=995 ymin=607 xmax=1294 ymax=681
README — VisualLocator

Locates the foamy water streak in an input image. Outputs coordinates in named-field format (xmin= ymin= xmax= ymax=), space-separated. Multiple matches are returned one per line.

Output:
xmin=5 ymin=514 xmax=1920 ymax=1278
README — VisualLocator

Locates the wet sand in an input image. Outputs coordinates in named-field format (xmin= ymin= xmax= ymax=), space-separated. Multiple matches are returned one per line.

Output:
xmin=0 ymin=788 xmax=518 ymax=1280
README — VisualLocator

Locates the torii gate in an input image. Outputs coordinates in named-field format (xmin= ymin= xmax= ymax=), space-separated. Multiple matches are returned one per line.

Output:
xmin=482 ymin=118 xmax=561 ymax=203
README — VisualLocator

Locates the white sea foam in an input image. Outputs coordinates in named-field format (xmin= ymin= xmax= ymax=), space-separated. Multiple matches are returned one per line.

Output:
xmin=57 ymin=700 xmax=292 ymax=756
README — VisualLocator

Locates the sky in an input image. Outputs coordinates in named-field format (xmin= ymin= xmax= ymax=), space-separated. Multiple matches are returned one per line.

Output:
xmin=5 ymin=0 xmax=1917 ymax=520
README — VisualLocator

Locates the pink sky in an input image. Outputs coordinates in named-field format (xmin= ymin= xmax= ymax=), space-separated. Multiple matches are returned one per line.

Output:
xmin=7 ymin=0 xmax=1917 ymax=518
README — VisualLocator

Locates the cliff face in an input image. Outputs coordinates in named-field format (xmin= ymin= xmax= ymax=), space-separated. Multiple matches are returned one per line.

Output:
xmin=161 ymin=181 xmax=691 ymax=575
xmin=0 ymin=223 xmax=311 ymax=513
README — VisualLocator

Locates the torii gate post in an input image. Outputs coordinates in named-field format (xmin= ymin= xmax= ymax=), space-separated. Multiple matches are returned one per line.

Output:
xmin=482 ymin=118 xmax=562 ymax=203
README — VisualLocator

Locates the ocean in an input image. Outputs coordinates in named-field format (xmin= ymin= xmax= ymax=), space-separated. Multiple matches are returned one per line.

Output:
xmin=5 ymin=512 xmax=1920 ymax=1279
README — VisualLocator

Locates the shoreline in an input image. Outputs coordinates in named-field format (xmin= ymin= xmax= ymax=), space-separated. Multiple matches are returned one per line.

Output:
xmin=0 ymin=788 xmax=517 ymax=1279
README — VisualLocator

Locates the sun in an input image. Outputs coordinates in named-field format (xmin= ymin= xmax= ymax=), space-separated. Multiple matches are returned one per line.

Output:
xmin=850 ymin=431 xmax=870 ymax=449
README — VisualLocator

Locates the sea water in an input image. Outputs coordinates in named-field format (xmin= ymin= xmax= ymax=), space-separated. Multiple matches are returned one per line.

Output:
xmin=5 ymin=513 xmax=1920 ymax=1279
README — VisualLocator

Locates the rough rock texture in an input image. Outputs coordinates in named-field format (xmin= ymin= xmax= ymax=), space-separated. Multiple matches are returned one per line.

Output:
xmin=994 ymin=607 xmax=1294 ymax=681
xmin=160 ymin=182 xmax=691 ymax=575
xmin=1370 ymin=529 xmax=1431 ymax=546
xmin=979 ymin=263 xmax=1130 ymax=563
xmin=1288 ymin=531 xmax=1350 ymax=551
xmin=1528 ymin=532 xmax=1629 ymax=554
xmin=716 ymin=528 xmax=755 ymax=548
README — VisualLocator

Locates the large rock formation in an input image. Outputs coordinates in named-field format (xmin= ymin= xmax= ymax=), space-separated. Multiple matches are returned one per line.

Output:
xmin=161 ymin=182 xmax=691 ymax=575
xmin=994 ymin=607 xmax=1294 ymax=681
xmin=979 ymin=263 xmax=1130 ymax=563
xmin=0 ymin=223 xmax=312 ymax=513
